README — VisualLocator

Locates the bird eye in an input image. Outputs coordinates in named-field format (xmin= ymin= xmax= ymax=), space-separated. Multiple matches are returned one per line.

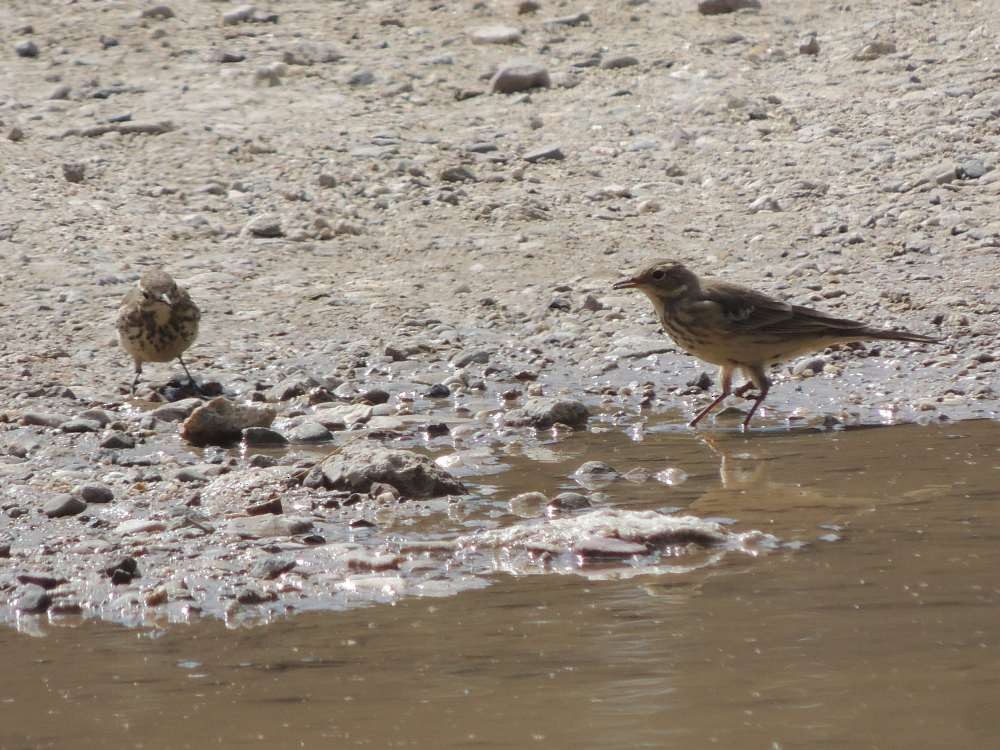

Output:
xmin=651 ymin=270 xmax=666 ymax=280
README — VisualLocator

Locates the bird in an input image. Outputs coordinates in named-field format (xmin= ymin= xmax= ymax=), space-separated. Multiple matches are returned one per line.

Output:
xmin=116 ymin=270 xmax=201 ymax=394
xmin=612 ymin=259 xmax=940 ymax=430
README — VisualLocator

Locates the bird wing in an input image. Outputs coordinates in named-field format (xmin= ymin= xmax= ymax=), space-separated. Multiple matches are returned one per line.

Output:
xmin=700 ymin=282 xmax=867 ymax=336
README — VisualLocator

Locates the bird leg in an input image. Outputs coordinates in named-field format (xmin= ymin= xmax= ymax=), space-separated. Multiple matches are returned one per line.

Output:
xmin=130 ymin=361 xmax=143 ymax=396
xmin=176 ymin=354 xmax=201 ymax=393
xmin=740 ymin=368 xmax=772 ymax=431
xmin=688 ymin=366 xmax=733 ymax=428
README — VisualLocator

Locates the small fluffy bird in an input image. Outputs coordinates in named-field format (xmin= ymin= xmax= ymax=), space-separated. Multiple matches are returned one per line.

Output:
xmin=613 ymin=260 xmax=939 ymax=430
xmin=116 ymin=270 xmax=201 ymax=394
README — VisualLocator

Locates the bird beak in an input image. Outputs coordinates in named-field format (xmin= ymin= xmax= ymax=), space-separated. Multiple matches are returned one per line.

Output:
xmin=612 ymin=277 xmax=639 ymax=290
xmin=158 ymin=293 xmax=173 ymax=306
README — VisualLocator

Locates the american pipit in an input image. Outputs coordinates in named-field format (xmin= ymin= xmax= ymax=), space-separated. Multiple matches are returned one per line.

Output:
xmin=613 ymin=260 xmax=939 ymax=430
xmin=116 ymin=270 xmax=201 ymax=394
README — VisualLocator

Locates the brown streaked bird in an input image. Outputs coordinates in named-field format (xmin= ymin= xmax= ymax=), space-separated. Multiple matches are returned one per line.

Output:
xmin=116 ymin=270 xmax=201 ymax=394
xmin=613 ymin=260 xmax=940 ymax=430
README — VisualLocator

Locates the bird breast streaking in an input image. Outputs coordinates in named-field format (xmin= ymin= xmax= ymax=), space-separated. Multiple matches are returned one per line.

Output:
xmin=116 ymin=270 xmax=201 ymax=394
xmin=613 ymin=259 xmax=940 ymax=430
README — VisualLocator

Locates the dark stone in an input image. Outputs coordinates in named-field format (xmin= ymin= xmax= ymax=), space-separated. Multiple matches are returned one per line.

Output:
xmin=424 ymin=383 xmax=451 ymax=398
xmin=16 ymin=572 xmax=67 ymax=590
xmin=251 ymin=557 xmax=296 ymax=580
xmin=246 ymin=497 xmax=283 ymax=516
xmin=44 ymin=494 xmax=87 ymax=518
xmin=16 ymin=585 xmax=51 ymax=614
xmin=77 ymin=483 xmax=114 ymax=504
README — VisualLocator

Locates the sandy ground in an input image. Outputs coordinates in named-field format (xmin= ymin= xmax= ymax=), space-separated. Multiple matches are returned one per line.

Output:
xmin=0 ymin=0 xmax=998 ymax=626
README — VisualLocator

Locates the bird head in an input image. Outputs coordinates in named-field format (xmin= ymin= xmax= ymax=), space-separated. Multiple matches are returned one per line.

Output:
xmin=138 ymin=270 xmax=180 ymax=307
xmin=613 ymin=260 xmax=700 ymax=300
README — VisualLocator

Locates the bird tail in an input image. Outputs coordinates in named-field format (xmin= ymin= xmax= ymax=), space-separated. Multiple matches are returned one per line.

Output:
xmin=861 ymin=327 xmax=941 ymax=344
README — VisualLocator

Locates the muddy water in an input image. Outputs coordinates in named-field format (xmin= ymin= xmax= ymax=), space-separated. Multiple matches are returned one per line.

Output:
xmin=3 ymin=420 xmax=999 ymax=749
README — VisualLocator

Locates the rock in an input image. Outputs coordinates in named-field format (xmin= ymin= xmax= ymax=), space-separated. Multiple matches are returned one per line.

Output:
xmin=287 ymin=421 xmax=333 ymax=443
xmin=152 ymin=398 xmax=204 ymax=421
xmin=575 ymin=537 xmax=647 ymax=560
xmin=181 ymin=397 xmax=276 ymax=446
xmin=77 ymin=409 xmax=113 ymax=426
xmin=115 ymin=519 xmax=167 ymax=535
xmin=602 ymin=55 xmax=639 ymax=70
xmin=490 ymin=61 xmax=551 ymax=94
xmin=509 ymin=491 xmax=548 ymax=517
xmin=246 ymin=497 xmax=283 ymax=515
xmin=440 ymin=165 xmax=478 ymax=183
xmin=544 ymin=12 xmax=591 ymax=28
xmin=20 ymin=411 xmax=69 ymax=428
xmin=799 ymin=33 xmax=820 ymax=56
xmin=518 ymin=0 xmax=540 ymax=13
xmin=697 ymin=0 xmax=761 ymax=14
xmin=222 ymin=4 xmax=255 ymax=25
xmin=100 ymin=432 xmax=135 ymax=449
xmin=225 ymin=515 xmax=313 ymax=538
xmin=469 ymin=26 xmax=522 ymax=45
xmin=314 ymin=402 xmax=372 ymax=429
xmin=0 ymin=544 xmax=10 ymax=559
xmin=503 ymin=398 xmax=590 ymax=429
xmin=175 ymin=464 xmax=224 ymax=483
xmin=15 ymin=40 xmax=39 ymax=58
xmin=524 ymin=144 xmax=565 ymax=163
xmin=16 ymin=585 xmax=51 ymax=614
xmin=749 ymin=194 xmax=782 ymax=212
xmin=345 ymin=553 xmax=402 ymax=572
xmin=267 ymin=377 xmax=317 ymax=401
xmin=958 ymin=160 xmax=990 ymax=180
xmin=140 ymin=5 xmax=175 ymax=20
xmin=104 ymin=557 xmax=139 ymax=584
xmin=548 ymin=492 xmax=592 ymax=512
xmin=242 ymin=426 xmax=288 ymax=445
xmin=450 ymin=350 xmax=490 ymax=367
xmin=16 ymin=572 xmax=66 ymax=590
xmin=282 ymin=42 xmax=342 ymax=65
xmin=575 ymin=461 xmax=617 ymax=476
xmin=61 ymin=418 xmax=101 ymax=433
xmin=360 ymin=388 xmax=390 ymax=405
xmin=424 ymin=383 xmax=451 ymax=398
xmin=792 ymin=356 xmax=829 ymax=376
xmin=853 ymin=39 xmax=896 ymax=61
xmin=580 ymin=294 xmax=604 ymax=312
xmin=43 ymin=494 xmax=87 ymax=518
xmin=251 ymin=557 xmax=296 ymax=579
xmin=76 ymin=483 xmax=114 ymax=504
xmin=245 ymin=214 xmax=284 ymax=238
xmin=306 ymin=442 xmax=466 ymax=497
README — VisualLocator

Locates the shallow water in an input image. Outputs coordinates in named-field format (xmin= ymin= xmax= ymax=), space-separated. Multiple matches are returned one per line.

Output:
xmin=3 ymin=419 xmax=1000 ymax=748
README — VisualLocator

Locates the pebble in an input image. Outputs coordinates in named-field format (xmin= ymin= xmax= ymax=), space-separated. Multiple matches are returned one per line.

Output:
xmin=152 ymin=398 xmax=203 ymax=421
xmin=853 ymin=39 xmax=897 ymax=61
xmin=245 ymin=214 xmax=284 ymax=238
xmin=16 ymin=572 xmax=66 ymax=590
xmin=140 ymin=5 xmax=175 ymax=20
xmin=116 ymin=519 xmax=167 ymax=535
xmin=246 ymin=497 xmax=283 ymax=515
xmin=503 ymin=397 xmax=590 ymax=429
xmin=243 ymin=426 xmax=288 ymax=445
xmin=76 ymin=482 xmax=114 ymax=504
xmin=548 ymin=492 xmax=592 ymax=512
xmin=222 ymin=4 xmax=256 ymax=25
xmin=697 ymin=0 xmax=760 ymax=14
xmin=100 ymin=432 xmax=136 ymax=449
xmin=544 ymin=12 xmax=591 ymax=28
xmin=306 ymin=443 xmax=466 ymax=497
xmin=490 ymin=61 xmax=551 ymax=94
xmin=602 ymin=55 xmax=639 ymax=70
xmin=469 ymin=26 xmax=522 ymax=45
xmin=425 ymin=383 xmax=452 ymax=398
xmin=43 ymin=494 xmax=87 ymax=518
xmin=251 ymin=556 xmax=296 ymax=579
xmin=20 ymin=411 xmax=69 ymax=428
xmin=451 ymin=350 xmax=490 ymax=367
xmin=523 ymin=144 xmax=565 ymax=163
xmin=287 ymin=421 xmax=333 ymax=443
xmin=226 ymin=515 xmax=313 ymax=539
xmin=799 ymin=33 xmax=820 ymax=56
xmin=15 ymin=40 xmax=39 ymax=58
xmin=181 ymin=397 xmax=276 ymax=446
xmin=61 ymin=418 xmax=101 ymax=433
